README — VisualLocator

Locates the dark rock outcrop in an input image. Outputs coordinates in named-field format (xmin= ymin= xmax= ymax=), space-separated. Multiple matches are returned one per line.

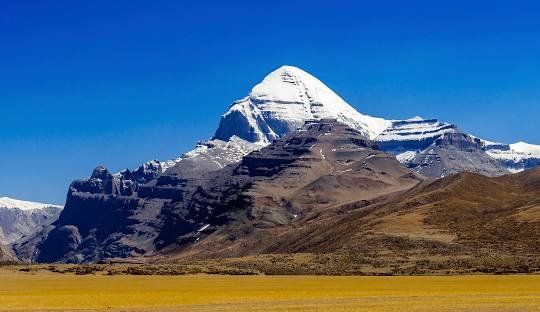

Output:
xmin=35 ymin=225 xmax=82 ymax=263
xmin=406 ymin=132 xmax=508 ymax=178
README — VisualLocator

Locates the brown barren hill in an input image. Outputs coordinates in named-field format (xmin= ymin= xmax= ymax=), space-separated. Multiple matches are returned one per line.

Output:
xmin=370 ymin=168 xmax=540 ymax=254
xmin=166 ymin=167 xmax=540 ymax=274
xmin=278 ymin=168 xmax=540 ymax=274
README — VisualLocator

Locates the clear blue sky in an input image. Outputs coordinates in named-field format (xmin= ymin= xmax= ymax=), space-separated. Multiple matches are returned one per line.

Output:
xmin=1 ymin=1 xmax=539 ymax=204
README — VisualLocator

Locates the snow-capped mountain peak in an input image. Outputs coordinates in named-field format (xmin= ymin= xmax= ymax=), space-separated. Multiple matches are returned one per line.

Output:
xmin=213 ymin=65 xmax=391 ymax=143
xmin=0 ymin=197 xmax=62 ymax=211
xmin=91 ymin=65 xmax=540 ymax=184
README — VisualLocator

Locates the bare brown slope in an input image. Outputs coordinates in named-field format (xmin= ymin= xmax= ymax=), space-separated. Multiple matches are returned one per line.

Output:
xmin=163 ymin=168 xmax=540 ymax=275
xmin=275 ymin=168 xmax=540 ymax=262
xmin=377 ymin=169 xmax=539 ymax=250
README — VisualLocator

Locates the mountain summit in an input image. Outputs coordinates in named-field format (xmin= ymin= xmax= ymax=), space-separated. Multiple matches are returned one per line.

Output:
xmin=159 ymin=65 xmax=538 ymax=178
xmin=213 ymin=66 xmax=391 ymax=144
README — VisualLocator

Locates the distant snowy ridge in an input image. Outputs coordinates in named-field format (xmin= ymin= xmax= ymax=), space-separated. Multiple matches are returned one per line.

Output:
xmin=484 ymin=141 xmax=540 ymax=172
xmin=487 ymin=142 xmax=540 ymax=161
xmin=0 ymin=197 xmax=63 ymax=246
xmin=0 ymin=197 xmax=62 ymax=211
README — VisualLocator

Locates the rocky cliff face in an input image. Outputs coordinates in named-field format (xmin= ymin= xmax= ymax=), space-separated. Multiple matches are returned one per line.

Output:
xmin=22 ymin=165 xmax=166 ymax=263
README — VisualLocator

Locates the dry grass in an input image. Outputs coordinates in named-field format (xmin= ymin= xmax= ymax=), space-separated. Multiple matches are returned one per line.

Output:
xmin=0 ymin=268 xmax=538 ymax=311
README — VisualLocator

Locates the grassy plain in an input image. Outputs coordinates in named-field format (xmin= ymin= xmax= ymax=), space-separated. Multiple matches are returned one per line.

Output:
xmin=0 ymin=267 xmax=538 ymax=311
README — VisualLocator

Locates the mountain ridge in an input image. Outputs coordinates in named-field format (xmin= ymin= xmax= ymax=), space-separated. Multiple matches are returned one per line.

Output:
xmin=120 ymin=65 xmax=540 ymax=180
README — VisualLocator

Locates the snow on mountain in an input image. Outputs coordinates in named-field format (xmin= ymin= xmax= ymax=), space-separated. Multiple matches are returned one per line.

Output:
xmin=404 ymin=132 xmax=508 ymax=178
xmin=375 ymin=118 xmax=515 ymax=177
xmin=151 ymin=65 xmax=389 ymax=177
xmin=485 ymin=141 xmax=540 ymax=172
xmin=376 ymin=117 xmax=457 ymax=143
xmin=213 ymin=65 xmax=391 ymax=144
xmin=181 ymin=136 xmax=260 ymax=167
xmin=129 ymin=66 xmax=390 ymax=178
xmin=107 ymin=138 xmax=261 ymax=188
xmin=108 ymin=136 xmax=260 ymax=180
xmin=161 ymin=136 xmax=262 ymax=176
xmin=100 ymin=65 xmax=539 ymax=182
xmin=375 ymin=117 xmax=458 ymax=158
xmin=395 ymin=151 xmax=417 ymax=163
xmin=511 ymin=141 xmax=540 ymax=153
xmin=0 ymin=197 xmax=62 ymax=211
xmin=0 ymin=197 xmax=63 ymax=246
xmin=157 ymin=63 xmax=539 ymax=177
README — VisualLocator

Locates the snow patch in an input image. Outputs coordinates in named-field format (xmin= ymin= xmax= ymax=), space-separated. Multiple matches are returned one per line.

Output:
xmin=0 ymin=197 xmax=63 ymax=211
xmin=396 ymin=151 xmax=417 ymax=163
xmin=198 ymin=224 xmax=210 ymax=232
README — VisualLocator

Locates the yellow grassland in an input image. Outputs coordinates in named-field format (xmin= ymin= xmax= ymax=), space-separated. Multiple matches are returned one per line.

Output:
xmin=0 ymin=270 xmax=539 ymax=311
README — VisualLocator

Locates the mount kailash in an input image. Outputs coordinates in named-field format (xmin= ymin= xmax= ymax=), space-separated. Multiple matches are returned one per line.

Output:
xmin=8 ymin=65 xmax=540 ymax=263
